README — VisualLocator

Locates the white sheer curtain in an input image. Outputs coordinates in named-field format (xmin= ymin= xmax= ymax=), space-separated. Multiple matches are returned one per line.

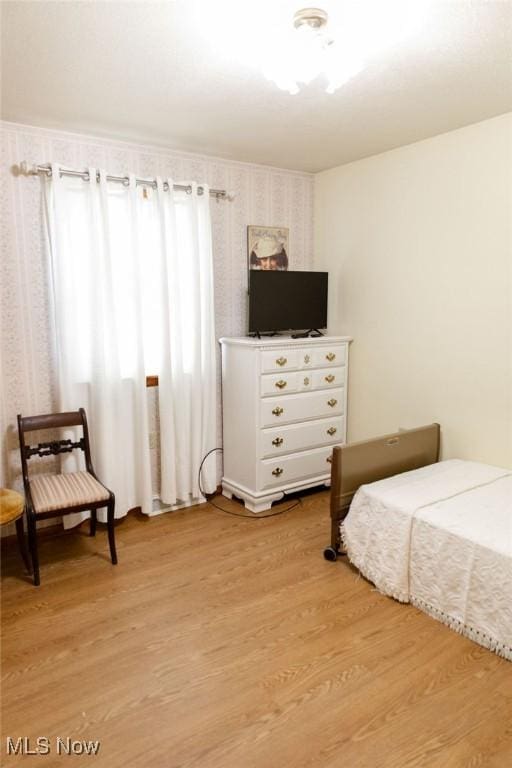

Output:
xmin=43 ymin=164 xmax=217 ymax=524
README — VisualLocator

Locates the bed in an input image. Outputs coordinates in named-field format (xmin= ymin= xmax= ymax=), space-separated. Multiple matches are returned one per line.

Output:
xmin=325 ymin=424 xmax=512 ymax=660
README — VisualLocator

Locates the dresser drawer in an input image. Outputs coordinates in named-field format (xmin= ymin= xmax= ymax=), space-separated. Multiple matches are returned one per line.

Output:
xmin=260 ymin=445 xmax=337 ymax=489
xmin=261 ymin=349 xmax=300 ymax=373
xmin=312 ymin=344 xmax=346 ymax=368
xmin=261 ymin=370 xmax=314 ymax=396
xmin=260 ymin=416 xmax=345 ymax=458
xmin=261 ymin=371 xmax=299 ymax=396
xmin=310 ymin=366 xmax=345 ymax=391
xmin=260 ymin=388 xmax=344 ymax=427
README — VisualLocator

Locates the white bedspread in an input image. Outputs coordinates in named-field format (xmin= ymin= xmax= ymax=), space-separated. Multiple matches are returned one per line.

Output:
xmin=341 ymin=460 xmax=512 ymax=659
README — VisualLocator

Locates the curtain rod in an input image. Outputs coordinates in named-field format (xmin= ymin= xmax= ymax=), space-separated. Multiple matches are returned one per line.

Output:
xmin=16 ymin=162 xmax=231 ymax=200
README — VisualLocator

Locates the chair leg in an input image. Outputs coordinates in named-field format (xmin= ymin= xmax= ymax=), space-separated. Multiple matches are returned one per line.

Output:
xmin=27 ymin=515 xmax=40 ymax=586
xmin=107 ymin=499 xmax=117 ymax=565
xmin=90 ymin=509 xmax=97 ymax=537
xmin=15 ymin=514 xmax=32 ymax=574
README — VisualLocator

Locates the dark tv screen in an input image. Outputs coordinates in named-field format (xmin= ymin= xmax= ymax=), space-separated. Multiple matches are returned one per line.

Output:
xmin=248 ymin=270 xmax=328 ymax=333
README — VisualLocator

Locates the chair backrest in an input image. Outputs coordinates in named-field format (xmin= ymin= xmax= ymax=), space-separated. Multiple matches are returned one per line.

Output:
xmin=17 ymin=408 xmax=94 ymax=485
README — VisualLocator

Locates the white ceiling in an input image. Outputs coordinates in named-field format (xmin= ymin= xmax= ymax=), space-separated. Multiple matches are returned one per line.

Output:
xmin=2 ymin=1 xmax=511 ymax=172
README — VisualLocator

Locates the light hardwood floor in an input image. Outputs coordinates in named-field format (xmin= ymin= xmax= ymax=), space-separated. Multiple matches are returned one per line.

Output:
xmin=1 ymin=491 xmax=511 ymax=767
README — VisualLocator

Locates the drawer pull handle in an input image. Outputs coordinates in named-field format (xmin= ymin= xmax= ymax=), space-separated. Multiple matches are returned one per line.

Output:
xmin=276 ymin=357 xmax=287 ymax=367
xmin=326 ymin=456 xmax=333 ymax=464
xmin=304 ymin=377 xmax=310 ymax=386
xmin=327 ymin=427 xmax=337 ymax=436
xmin=327 ymin=398 xmax=337 ymax=408
xmin=304 ymin=354 xmax=310 ymax=364
xmin=326 ymin=352 xmax=336 ymax=362
xmin=272 ymin=437 xmax=284 ymax=447
xmin=325 ymin=374 xmax=335 ymax=383
xmin=272 ymin=467 xmax=284 ymax=477
xmin=272 ymin=406 xmax=284 ymax=416
xmin=275 ymin=379 xmax=287 ymax=389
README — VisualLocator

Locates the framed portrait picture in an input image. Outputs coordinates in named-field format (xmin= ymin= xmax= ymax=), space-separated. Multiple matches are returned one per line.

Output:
xmin=248 ymin=225 xmax=289 ymax=271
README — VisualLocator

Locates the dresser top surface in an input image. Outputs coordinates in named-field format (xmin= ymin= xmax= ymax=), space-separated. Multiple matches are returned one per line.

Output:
xmin=219 ymin=335 xmax=352 ymax=349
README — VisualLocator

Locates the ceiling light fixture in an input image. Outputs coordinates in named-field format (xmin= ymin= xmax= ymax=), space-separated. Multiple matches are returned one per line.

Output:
xmin=195 ymin=1 xmax=428 ymax=98
xmin=263 ymin=6 xmax=364 ymax=95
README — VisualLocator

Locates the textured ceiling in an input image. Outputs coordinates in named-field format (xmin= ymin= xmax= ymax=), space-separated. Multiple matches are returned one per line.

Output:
xmin=2 ymin=0 xmax=511 ymax=172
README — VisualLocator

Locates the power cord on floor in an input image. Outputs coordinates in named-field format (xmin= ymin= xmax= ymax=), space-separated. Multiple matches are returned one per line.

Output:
xmin=210 ymin=496 xmax=302 ymax=518
xmin=198 ymin=447 xmax=302 ymax=518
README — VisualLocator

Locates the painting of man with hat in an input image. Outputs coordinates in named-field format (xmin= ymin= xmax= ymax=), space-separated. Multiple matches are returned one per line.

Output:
xmin=248 ymin=225 xmax=289 ymax=271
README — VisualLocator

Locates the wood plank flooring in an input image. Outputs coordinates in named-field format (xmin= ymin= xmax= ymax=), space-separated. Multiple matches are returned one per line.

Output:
xmin=1 ymin=491 xmax=511 ymax=767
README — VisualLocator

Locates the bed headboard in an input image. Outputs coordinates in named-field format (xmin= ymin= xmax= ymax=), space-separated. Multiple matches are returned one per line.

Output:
xmin=330 ymin=423 xmax=441 ymax=526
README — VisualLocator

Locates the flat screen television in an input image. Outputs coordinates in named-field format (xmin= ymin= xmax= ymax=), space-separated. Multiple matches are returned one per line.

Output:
xmin=248 ymin=270 xmax=328 ymax=334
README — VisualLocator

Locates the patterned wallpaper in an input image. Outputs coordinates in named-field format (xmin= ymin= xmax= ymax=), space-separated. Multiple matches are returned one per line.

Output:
xmin=0 ymin=121 xmax=314 ymax=513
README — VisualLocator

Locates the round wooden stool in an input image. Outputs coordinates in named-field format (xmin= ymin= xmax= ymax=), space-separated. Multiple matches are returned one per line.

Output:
xmin=0 ymin=489 xmax=31 ymax=574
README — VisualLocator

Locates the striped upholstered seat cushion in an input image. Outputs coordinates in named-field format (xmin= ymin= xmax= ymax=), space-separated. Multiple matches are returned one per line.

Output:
xmin=29 ymin=472 xmax=110 ymax=514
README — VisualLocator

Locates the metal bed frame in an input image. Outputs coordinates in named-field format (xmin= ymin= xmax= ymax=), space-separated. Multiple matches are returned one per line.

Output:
xmin=324 ymin=423 xmax=441 ymax=561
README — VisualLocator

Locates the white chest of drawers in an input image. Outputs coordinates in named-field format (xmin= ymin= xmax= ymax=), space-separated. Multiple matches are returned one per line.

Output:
xmin=220 ymin=336 xmax=352 ymax=513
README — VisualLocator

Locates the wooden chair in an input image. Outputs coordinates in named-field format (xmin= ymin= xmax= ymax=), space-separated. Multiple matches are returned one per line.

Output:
xmin=17 ymin=408 xmax=117 ymax=586
xmin=0 ymin=488 xmax=32 ymax=575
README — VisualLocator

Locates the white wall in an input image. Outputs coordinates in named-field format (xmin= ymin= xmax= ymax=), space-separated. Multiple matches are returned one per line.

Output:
xmin=315 ymin=114 xmax=512 ymax=467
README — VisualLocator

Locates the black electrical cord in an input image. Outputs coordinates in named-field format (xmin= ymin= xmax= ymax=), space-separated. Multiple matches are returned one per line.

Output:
xmin=198 ymin=447 xmax=302 ymax=518
xmin=198 ymin=447 xmax=224 ymax=495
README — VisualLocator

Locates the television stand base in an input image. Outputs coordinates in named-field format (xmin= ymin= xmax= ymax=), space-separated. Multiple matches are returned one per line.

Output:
xmin=248 ymin=331 xmax=281 ymax=339
xmin=291 ymin=329 xmax=324 ymax=339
